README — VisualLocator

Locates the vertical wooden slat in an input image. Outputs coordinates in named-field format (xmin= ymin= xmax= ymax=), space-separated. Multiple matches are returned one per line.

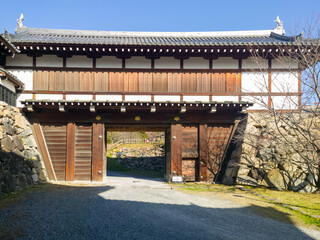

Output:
xmin=74 ymin=125 xmax=92 ymax=181
xmin=92 ymin=123 xmax=105 ymax=182
xmin=66 ymin=123 xmax=75 ymax=181
xmin=199 ymin=124 xmax=208 ymax=181
xmin=171 ymin=124 xmax=182 ymax=176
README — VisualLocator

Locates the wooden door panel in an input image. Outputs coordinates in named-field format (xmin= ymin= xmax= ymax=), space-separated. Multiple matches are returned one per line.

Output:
xmin=181 ymin=125 xmax=198 ymax=181
xmin=42 ymin=125 xmax=67 ymax=181
xmin=182 ymin=159 xmax=196 ymax=181
xmin=74 ymin=126 xmax=92 ymax=181
xmin=206 ymin=124 xmax=233 ymax=182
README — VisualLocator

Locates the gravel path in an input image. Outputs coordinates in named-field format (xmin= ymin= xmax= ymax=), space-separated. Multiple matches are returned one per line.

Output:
xmin=1 ymin=174 xmax=320 ymax=240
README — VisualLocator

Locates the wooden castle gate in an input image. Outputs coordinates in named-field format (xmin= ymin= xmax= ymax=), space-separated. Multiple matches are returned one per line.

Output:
xmin=28 ymin=107 xmax=243 ymax=182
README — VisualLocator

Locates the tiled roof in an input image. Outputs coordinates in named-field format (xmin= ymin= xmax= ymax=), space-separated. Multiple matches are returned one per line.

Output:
xmin=0 ymin=67 xmax=24 ymax=89
xmin=0 ymin=33 xmax=20 ymax=55
xmin=10 ymin=27 xmax=299 ymax=47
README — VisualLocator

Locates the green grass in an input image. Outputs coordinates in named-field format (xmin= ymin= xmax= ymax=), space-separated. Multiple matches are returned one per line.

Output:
xmin=172 ymin=183 xmax=320 ymax=229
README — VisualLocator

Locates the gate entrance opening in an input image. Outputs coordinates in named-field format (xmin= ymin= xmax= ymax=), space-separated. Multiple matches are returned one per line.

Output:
xmin=106 ymin=129 xmax=165 ymax=179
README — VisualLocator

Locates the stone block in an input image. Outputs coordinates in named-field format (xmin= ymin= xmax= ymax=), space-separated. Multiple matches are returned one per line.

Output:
xmin=263 ymin=169 xmax=289 ymax=190
xmin=257 ymin=148 xmax=273 ymax=161
xmin=13 ymin=136 xmax=24 ymax=151
xmin=291 ymin=178 xmax=308 ymax=191
xmin=31 ymin=174 xmax=38 ymax=182
xmin=222 ymin=176 xmax=234 ymax=185
xmin=14 ymin=114 xmax=28 ymax=129
xmin=236 ymin=175 xmax=259 ymax=186
xmin=249 ymin=168 xmax=264 ymax=181
xmin=237 ymin=165 xmax=250 ymax=176
xmin=2 ymin=123 xmax=15 ymax=136
xmin=238 ymin=155 xmax=260 ymax=168
xmin=1 ymin=173 xmax=16 ymax=193
xmin=3 ymin=109 xmax=11 ymax=118
xmin=1 ymin=135 xmax=14 ymax=152
xmin=21 ymin=128 xmax=33 ymax=138
xmin=225 ymin=167 xmax=239 ymax=178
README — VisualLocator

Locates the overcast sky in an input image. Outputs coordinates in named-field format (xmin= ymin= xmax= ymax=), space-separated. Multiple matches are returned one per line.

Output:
xmin=0 ymin=0 xmax=319 ymax=35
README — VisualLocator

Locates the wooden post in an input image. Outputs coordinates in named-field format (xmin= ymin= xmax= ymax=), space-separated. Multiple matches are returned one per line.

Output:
xmin=170 ymin=124 xmax=182 ymax=176
xmin=66 ymin=123 xmax=75 ymax=181
xmin=165 ymin=128 xmax=171 ymax=181
xmin=92 ymin=123 xmax=105 ymax=181
xmin=199 ymin=124 xmax=208 ymax=181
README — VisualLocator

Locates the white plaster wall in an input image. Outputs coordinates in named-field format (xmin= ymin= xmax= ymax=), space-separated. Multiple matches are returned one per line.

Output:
xmin=95 ymin=95 xmax=122 ymax=101
xmin=96 ymin=56 xmax=122 ymax=68
xmin=183 ymin=96 xmax=209 ymax=102
xmin=35 ymin=94 xmax=63 ymax=100
xmin=271 ymin=72 xmax=299 ymax=93
xmin=154 ymin=57 xmax=180 ymax=69
xmin=8 ymin=70 xmax=33 ymax=90
xmin=211 ymin=96 xmax=239 ymax=102
xmin=36 ymin=55 xmax=63 ymax=67
xmin=0 ymin=79 xmax=16 ymax=92
xmin=212 ymin=57 xmax=238 ymax=69
xmin=66 ymin=55 xmax=93 ymax=68
xmin=154 ymin=95 xmax=180 ymax=102
xmin=242 ymin=72 xmax=269 ymax=92
xmin=17 ymin=93 xmax=33 ymax=108
xmin=6 ymin=54 xmax=33 ymax=67
xmin=242 ymin=57 xmax=268 ymax=69
xmin=183 ymin=57 xmax=209 ymax=69
xmin=126 ymin=57 xmax=151 ymax=69
xmin=271 ymin=96 xmax=299 ymax=110
xmin=65 ymin=94 xmax=93 ymax=101
xmin=272 ymin=57 xmax=298 ymax=69
xmin=125 ymin=95 xmax=151 ymax=102
xmin=242 ymin=96 xmax=268 ymax=110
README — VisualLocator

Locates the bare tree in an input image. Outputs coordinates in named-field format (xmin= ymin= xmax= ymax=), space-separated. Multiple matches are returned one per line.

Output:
xmin=237 ymin=17 xmax=320 ymax=191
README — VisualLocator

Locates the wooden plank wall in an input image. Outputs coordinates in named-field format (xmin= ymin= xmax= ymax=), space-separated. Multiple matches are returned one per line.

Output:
xmin=74 ymin=125 xmax=92 ymax=181
xmin=42 ymin=125 xmax=67 ymax=181
xmin=181 ymin=125 xmax=198 ymax=181
xmin=33 ymin=70 xmax=241 ymax=93
xmin=206 ymin=124 xmax=233 ymax=182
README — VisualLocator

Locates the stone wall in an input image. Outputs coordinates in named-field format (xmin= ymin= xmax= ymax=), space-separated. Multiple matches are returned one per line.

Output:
xmin=0 ymin=101 xmax=47 ymax=195
xmin=223 ymin=113 xmax=319 ymax=193
xmin=109 ymin=145 xmax=164 ymax=171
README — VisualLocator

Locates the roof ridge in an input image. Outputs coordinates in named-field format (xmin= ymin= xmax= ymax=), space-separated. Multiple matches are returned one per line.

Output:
xmin=14 ymin=27 xmax=280 ymax=38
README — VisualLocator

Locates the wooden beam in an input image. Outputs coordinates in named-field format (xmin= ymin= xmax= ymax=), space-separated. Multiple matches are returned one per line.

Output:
xmin=92 ymin=123 xmax=105 ymax=181
xmin=199 ymin=124 xmax=208 ymax=181
xmin=66 ymin=123 xmax=75 ymax=181
xmin=31 ymin=124 xmax=57 ymax=181
xmin=170 ymin=124 xmax=182 ymax=176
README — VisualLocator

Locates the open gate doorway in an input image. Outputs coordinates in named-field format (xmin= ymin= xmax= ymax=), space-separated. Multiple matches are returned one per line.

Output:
xmin=105 ymin=128 xmax=166 ymax=180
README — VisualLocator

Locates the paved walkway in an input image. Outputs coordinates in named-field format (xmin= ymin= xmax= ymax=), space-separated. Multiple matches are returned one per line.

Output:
xmin=1 ymin=173 xmax=320 ymax=239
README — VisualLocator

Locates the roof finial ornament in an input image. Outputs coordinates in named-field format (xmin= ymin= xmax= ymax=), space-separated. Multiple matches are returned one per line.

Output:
xmin=273 ymin=16 xmax=285 ymax=35
xmin=17 ymin=13 xmax=25 ymax=28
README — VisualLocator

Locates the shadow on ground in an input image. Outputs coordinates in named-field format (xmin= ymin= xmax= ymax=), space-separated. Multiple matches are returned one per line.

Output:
xmin=0 ymin=183 xmax=319 ymax=240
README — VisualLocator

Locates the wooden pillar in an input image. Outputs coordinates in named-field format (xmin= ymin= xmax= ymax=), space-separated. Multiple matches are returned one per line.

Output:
xmin=92 ymin=123 xmax=105 ymax=182
xmin=199 ymin=124 xmax=208 ymax=181
xmin=165 ymin=128 xmax=171 ymax=181
xmin=170 ymin=124 xmax=182 ymax=176
xmin=66 ymin=123 xmax=75 ymax=181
